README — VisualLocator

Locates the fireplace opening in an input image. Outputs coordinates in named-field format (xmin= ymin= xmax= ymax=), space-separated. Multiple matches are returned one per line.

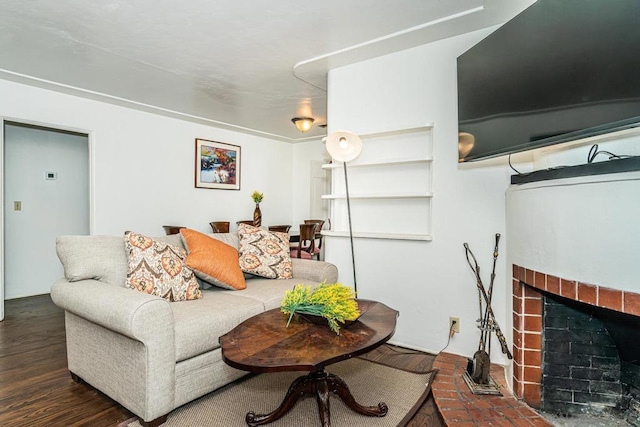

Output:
xmin=542 ymin=292 xmax=640 ymax=425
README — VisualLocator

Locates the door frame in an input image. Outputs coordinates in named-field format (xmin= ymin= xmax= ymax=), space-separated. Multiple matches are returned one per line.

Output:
xmin=309 ymin=159 xmax=331 ymax=221
xmin=0 ymin=117 xmax=94 ymax=320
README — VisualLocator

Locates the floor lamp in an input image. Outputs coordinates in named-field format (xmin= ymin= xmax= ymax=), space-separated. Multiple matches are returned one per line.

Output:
xmin=325 ymin=131 xmax=363 ymax=295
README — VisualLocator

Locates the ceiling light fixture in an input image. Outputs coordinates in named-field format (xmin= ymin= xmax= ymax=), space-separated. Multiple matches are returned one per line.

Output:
xmin=291 ymin=117 xmax=315 ymax=133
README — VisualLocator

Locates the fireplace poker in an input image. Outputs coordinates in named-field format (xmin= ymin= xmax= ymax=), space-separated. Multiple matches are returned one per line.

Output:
xmin=464 ymin=243 xmax=488 ymax=352
xmin=484 ymin=233 xmax=501 ymax=356
xmin=464 ymin=242 xmax=512 ymax=360
xmin=464 ymin=241 xmax=492 ymax=384
xmin=477 ymin=280 xmax=511 ymax=358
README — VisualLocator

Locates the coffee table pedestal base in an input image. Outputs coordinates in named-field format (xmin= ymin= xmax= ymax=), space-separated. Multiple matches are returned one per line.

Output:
xmin=246 ymin=369 xmax=388 ymax=427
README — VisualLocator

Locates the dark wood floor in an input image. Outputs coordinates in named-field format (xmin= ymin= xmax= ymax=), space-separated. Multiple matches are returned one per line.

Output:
xmin=0 ymin=295 xmax=444 ymax=427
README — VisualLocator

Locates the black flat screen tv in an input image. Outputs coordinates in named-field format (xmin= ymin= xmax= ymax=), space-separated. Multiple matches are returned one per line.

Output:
xmin=457 ymin=0 xmax=640 ymax=162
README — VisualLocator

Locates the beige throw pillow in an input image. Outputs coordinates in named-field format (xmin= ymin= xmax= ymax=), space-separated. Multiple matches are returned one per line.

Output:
xmin=124 ymin=231 xmax=202 ymax=301
xmin=237 ymin=223 xmax=293 ymax=279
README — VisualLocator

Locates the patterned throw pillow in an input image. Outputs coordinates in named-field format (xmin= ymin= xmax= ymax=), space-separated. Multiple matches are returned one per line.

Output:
xmin=180 ymin=228 xmax=247 ymax=290
xmin=237 ymin=223 xmax=293 ymax=279
xmin=124 ymin=231 xmax=202 ymax=301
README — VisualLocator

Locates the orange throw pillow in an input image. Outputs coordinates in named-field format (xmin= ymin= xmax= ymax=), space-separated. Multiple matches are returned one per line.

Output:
xmin=180 ymin=228 xmax=246 ymax=290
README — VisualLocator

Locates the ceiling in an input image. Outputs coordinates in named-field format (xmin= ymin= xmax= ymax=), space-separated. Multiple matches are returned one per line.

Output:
xmin=0 ymin=0 xmax=535 ymax=142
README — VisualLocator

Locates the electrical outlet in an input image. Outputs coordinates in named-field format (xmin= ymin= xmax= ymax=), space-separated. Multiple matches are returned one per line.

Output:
xmin=449 ymin=316 xmax=460 ymax=334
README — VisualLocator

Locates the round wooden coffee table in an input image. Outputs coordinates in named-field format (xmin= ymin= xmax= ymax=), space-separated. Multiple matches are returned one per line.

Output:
xmin=219 ymin=299 xmax=398 ymax=426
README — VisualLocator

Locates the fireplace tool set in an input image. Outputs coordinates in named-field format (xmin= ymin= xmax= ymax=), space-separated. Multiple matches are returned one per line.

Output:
xmin=463 ymin=233 xmax=512 ymax=393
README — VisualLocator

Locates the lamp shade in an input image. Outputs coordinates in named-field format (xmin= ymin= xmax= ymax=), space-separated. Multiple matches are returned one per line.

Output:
xmin=326 ymin=131 xmax=363 ymax=163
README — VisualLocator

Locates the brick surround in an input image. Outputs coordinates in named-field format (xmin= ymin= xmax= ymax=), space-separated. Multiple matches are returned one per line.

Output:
xmin=511 ymin=264 xmax=640 ymax=408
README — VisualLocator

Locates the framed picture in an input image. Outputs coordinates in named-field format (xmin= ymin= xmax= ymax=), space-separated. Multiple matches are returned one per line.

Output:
xmin=195 ymin=139 xmax=241 ymax=190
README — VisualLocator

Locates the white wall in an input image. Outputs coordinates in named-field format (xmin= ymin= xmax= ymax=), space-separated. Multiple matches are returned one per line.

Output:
xmin=4 ymin=124 xmax=89 ymax=299
xmin=0 ymin=78 xmax=295 ymax=315
xmin=0 ymin=79 xmax=294 ymax=237
xmin=326 ymin=28 xmax=515 ymax=361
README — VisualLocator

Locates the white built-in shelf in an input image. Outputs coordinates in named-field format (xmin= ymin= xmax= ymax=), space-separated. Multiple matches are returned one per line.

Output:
xmin=322 ymin=230 xmax=433 ymax=241
xmin=321 ymin=158 xmax=433 ymax=169
xmin=325 ymin=124 xmax=434 ymax=241
xmin=322 ymin=192 xmax=433 ymax=200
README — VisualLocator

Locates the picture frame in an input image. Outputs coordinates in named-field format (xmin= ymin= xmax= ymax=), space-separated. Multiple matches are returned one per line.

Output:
xmin=195 ymin=138 xmax=241 ymax=190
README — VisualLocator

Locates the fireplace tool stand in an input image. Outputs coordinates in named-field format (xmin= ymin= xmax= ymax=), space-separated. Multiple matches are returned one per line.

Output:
xmin=462 ymin=233 xmax=512 ymax=395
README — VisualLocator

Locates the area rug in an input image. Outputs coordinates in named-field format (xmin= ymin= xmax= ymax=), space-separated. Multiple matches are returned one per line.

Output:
xmin=123 ymin=358 xmax=437 ymax=427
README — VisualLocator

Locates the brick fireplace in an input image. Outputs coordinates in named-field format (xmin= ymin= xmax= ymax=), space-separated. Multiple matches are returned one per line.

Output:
xmin=512 ymin=264 xmax=640 ymax=417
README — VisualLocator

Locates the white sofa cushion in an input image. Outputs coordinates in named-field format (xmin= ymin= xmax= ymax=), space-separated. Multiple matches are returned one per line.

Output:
xmin=171 ymin=293 xmax=264 ymax=362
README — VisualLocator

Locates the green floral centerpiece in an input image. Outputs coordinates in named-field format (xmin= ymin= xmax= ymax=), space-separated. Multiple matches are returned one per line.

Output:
xmin=251 ymin=190 xmax=264 ymax=204
xmin=281 ymin=283 xmax=360 ymax=334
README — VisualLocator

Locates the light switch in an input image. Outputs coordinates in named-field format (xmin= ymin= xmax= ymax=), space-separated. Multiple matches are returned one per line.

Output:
xmin=14 ymin=201 xmax=21 ymax=211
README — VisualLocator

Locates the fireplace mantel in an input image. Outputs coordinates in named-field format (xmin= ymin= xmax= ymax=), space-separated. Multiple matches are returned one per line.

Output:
xmin=510 ymin=157 xmax=640 ymax=184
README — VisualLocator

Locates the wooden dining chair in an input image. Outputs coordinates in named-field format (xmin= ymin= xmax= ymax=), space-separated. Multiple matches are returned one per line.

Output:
xmin=268 ymin=225 xmax=292 ymax=233
xmin=304 ymin=219 xmax=325 ymax=229
xmin=304 ymin=219 xmax=325 ymax=260
xmin=236 ymin=220 xmax=254 ymax=226
xmin=290 ymin=223 xmax=317 ymax=260
xmin=162 ymin=225 xmax=184 ymax=235
xmin=210 ymin=221 xmax=230 ymax=233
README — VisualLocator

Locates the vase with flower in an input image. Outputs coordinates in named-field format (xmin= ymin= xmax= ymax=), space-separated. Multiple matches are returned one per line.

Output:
xmin=251 ymin=191 xmax=264 ymax=227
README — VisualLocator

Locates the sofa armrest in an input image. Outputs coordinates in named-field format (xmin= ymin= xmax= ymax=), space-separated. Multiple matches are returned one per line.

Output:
xmin=291 ymin=259 xmax=338 ymax=284
xmin=51 ymin=278 xmax=173 ymax=343
xmin=52 ymin=278 xmax=176 ymax=422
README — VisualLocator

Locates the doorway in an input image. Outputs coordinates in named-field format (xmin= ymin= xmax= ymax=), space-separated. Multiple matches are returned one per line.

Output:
xmin=309 ymin=159 xmax=331 ymax=222
xmin=2 ymin=121 xmax=90 ymax=314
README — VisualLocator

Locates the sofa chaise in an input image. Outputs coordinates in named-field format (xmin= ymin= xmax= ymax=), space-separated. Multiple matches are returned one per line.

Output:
xmin=50 ymin=231 xmax=338 ymax=426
